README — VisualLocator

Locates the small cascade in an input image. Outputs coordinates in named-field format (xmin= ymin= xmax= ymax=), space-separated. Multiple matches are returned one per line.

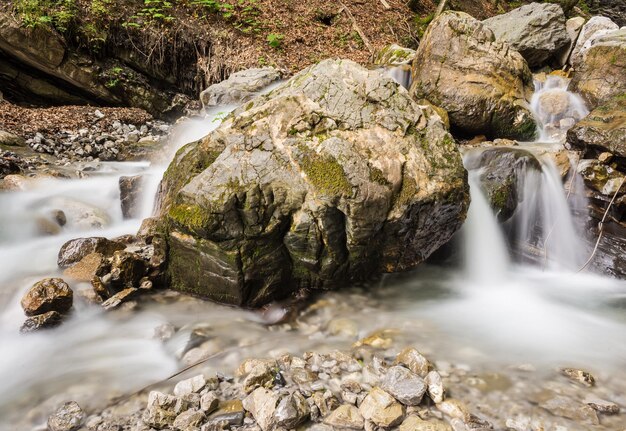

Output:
xmin=531 ymin=75 xmax=589 ymax=142
xmin=386 ymin=65 xmax=412 ymax=89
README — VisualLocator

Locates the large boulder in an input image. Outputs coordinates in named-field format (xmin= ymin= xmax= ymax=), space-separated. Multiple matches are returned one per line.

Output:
xmin=570 ymin=28 xmax=626 ymax=108
xmin=482 ymin=3 xmax=570 ymax=68
xmin=567 ymin=95 xmax=626 ymax=160
xmin=159 ymin=59 xmax=469 ymax=307
xmin=570 ymin=16 xmax=620 ymax=66
xmin=409 ymin=12 xmax=537 ymax=141
xmin=465 ymin=147 xmax=542 ymax=221
xmin=200 ymin=68 xmax=282 ymax=109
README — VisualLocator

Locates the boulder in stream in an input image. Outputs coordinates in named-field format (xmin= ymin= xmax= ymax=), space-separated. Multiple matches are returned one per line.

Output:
xmin=47 ymin=401 xmax=84 ymax=431
xmin=21 ymin=277 xmax=73 ymax=316
xmin=159 ymin=59 xmax=469 ymax=307
xmin=57 ymin=237 xmax=125 ymax=268
xmin=409 ymin=12 xmax=537 ymax=141
xmin=482 ymin=3 xmax=570 ymax=68
xmin=200 ymin=67 xmax=282 ymax=109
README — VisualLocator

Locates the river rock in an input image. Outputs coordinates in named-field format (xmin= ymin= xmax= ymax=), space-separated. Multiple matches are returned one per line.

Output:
xmin=373 ymin=44 xmax=416 ymax=66
xmin=539 ymin=394 xmax=599 ymax=424
xmin=47 ymin=401 xmax=84 ymax=431
xmin=567 ymin=95 xmax=626 ymax=160
xmin=560 ymin=367 xmax=596 ymax=386
xmin=144 ymin=391 xmax=189 ymax=429
xmin=200 ymin=392 xmax=219 ymax=413
xmin=243 ymin=361 xmax=278 ymax=393
xmin=570 ymin=27 xmax=626 ymax=108
xmin=410 ymin=12 xmax=536 ymax=140
xmin=159 ymin=58 xmax=468 ymax=307
xmin=394 ymin=347 xmax=430 ymax=377
xmin=425 ymin=370 xmax=445 ymax=403
xmin=173 ymin=408 xmax=205 ymax=430
xmin=101 ymin=287 xmax=138 ymax=310
xmin=583 ymin=394 xmax=620 ymax=414
xmin=482 ymin=3 xmax=570 ymax=68
xmin=380 ymin=365 xmax=427 ymax=406
xmin=52 ymin=198 xmax=111 ymax=230
xmin=400 ymin=415 xmax=452 ymax=431
xmin=174 ymin=375 xmax=208 ymax=397
xmin=58 ymin=237 xmax=125 ymax=267
xmin=108 ymin=250 xmax=148 ymax=290
xmin=274 ymin=391 xmax=310 ymax=428
xmin=206 ymin=399 xmax=245 ymax=426
xmin=242 ymin=388 xmax=279 ymax=431
xmin=358 ymin=387 xmax=405 ymax=428
xmin=119 ymin=175 xmax=143 ymax=219
xmin=570 ymin=16 xmax=620 ymax=66
xmin=200 ymin=67 xmax=282 ymax=109
xmin=20 ymin=310 xmax=63 ymax=332
xmin=0 ymin=153 xmax=22 ymax=179
xmin=0 ymin=130 xmax=25 ymax=146
xmin=63 ymin=253 xmax=105 ymax=282
xmin=465 ymin=147 xmax=542 ymax=221
xmin=324 ymin=404 xmax=364 ymax=429
xmin=577 ymin=159 xmax=625 ymax=196
xmin=21 ymin=278 xmax=73 ymax=316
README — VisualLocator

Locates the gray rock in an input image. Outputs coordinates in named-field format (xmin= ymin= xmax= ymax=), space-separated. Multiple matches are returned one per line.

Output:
xmin=160 ymin=58 xmax=468 ymax=307
xmin=205 ymin=400 xmax=245 ymax=427
xmin=174 ymin=375 xmax=208 ymax=397
xmin=540 ymin=394 xmax=599 ymax=424
xmin=425 ymin=370 xmax=445 ymax=404
xmin=583 ymin=394 xmax=620 ymax=415
xmin=483 ymin=3 xmax=570 ymax=67
xmin=570 ymin=16 xmax=619 ymax=67
xmin=410 ymin=12 xmax=536 ymax=140
xmin=373 ymin=44 xmax=416 ymax=66
xmin=200 ymin=67 xmax=282 ymax=108
xmin=21 ymin=278 xmax=73 ymax=316
xmin=102 ymin=287 xmax=139 ymax=311
xmin=119 ymin=175 xmax=143 ymax=219
xmin=0 ymin=130 xmax=25 ymax=146
xmin=395 ymin=347 xmax=430 ymax=377
xmin=47 ymin=401 xmax=84 ymax=431
xmin=274 ymin=391 xmax=310 ymax=428
xmin=200 ymin=392 xmax=219 ymax=413
xmin=588 ymin=0 xmax=626 ymax=27
xmin=380 ymin=365 xmax=427 ymax=406
xmin=243 ymin=362 xmax=277 ymax=393
xmin=144 ymin=391 xmax=190 ymax=429
xmin=558 ymin=16 xmax=586 ymax=67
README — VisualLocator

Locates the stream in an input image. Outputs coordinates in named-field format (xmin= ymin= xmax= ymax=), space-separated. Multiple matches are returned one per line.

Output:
xmin=1 ymin=75 xmax=625 ymax=430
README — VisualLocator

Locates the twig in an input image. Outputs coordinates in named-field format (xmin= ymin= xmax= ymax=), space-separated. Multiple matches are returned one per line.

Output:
xmin=434 ymin=0 xmax=449 ymax=19
xmin=339 ymin=1 xmax=374 ymax=55
xmin=379 ymin=0 xmax=391 ymax=9
xmin=577 ymin=175 xmax=626 ymax=273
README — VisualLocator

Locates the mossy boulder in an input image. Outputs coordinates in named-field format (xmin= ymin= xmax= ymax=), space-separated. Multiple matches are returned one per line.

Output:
xmin=372 ymin=44 xmax=417 ymax=66
xmin=465 ymin=147 xmax=542 ymax=221
xmin=158 ymin=59 xmax=469 ymax=307
xmin=409 ymin=12 xmax=537 ymax=141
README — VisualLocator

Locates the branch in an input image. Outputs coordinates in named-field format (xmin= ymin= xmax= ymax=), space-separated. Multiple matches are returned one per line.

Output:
xmin=339 ymin=1 xmax=375 ymax=55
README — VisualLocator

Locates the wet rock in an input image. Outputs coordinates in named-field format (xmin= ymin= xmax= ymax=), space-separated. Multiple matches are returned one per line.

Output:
xmin=560 ymin=367 xmax=596 ymax=387
xmin=57 ymin=237 xmax=124 ymax=268
xmin=173 ymin=408 xmax=205 ymax=430
xmin=161 ymin=58 xmax=468 ymax=307
xmin=425 ymin=370 xmax=445 ymax=404
xmin=21 ymin=278 xmax=72 ymax=316
xmin=174 ymin=375 xmax=207 ymax=397
xmin=63 ymin=253 xmax=105 ymax=282
xmin=324 ymin=404 xmax=364 ymax=429
xmin=380 ymin=365 xmax=427 ymax=406
xmin=36 ymin=216 xmax=62 ymax=235
xmin=109 ymin=251 xmax=148 ymax=290
xmin=47 ymin=401 xmax=84 ymax=431
xmin=577 ymin=159 xmax=625 ymax=196
xmin=373 ymin=44 xmax=416 ymax=66
xmin=327 ymin=318 xmax=359 ymax=338
xmin=200 ymin=392 xmax=219 ymax=413
xmin=558 ymin=17 xmax=586 ymax=66
xmin=206 ymin=400 xmax=245 ymax=427
xmin=200 ymin=67 xmax=282 ymax=108
xmin=465 ymin=147 xmax=542 ymax=221
xmin=102 ymin=288 xmax=138 ymax=311
xmin=358 ymin=387 xmax=405 ymax=428
xmin=119 ymin=175 xmax=143 ymax=219
xmin=53 ymin=198 xmax=111 ymax=230
xmin=570 ymin=28 xmax=626 ymax=108
xmin=400 ymin=415 xmax=452 ymax=431
xmin=274 ymin=391 xmax=309 ymax=428
xmin=583 ymin=394 xmax=620 ymax=415
xmin=539 ymin=394 xmax=599 ymax=424
xmin=0 ymin=154 xmax=22 ymax=179
xmin=436 ymin=399 xmax=470 ymax=422
xmin=20 ymin=310 xmax=63 ymax=332
xmin=567 ymin=95 xmax=626 ymax=160
xmin=483 ymin=3 xmax=569 ymax=68
xmin=395 ymin=347 xmax=430 ymax=377
xmin=410 ymin=11 xmax=536 ymax=140
xmin=242 ymin=388 xmax=278 ymax=431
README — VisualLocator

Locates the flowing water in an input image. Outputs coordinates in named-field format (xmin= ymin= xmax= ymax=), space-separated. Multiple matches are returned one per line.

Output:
xmin=1 ymin=74 xmax=625 ymax=429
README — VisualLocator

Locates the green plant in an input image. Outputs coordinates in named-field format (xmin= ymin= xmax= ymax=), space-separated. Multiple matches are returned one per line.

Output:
xmin=124 ymin=0 xmax=175 ymax=28
xmin=15 ymin=0 xmax=78 ymax=33
xmin=104 ymin=66 xmax=124 ymax=88
xmin=191 ymin=0 xmax=261 ymax=33
xmin=267 ymin=33 xmax=284 ymax=49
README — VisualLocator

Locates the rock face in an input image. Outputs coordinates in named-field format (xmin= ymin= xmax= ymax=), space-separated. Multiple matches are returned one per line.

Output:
xmin=465 ymin=147 xmax=542 ymax=221
xmin=570 ymin=27 xmax=626 ymax=108
xmin=21 ymin=278 xmax=73 ymax=316
xmin=570 ymin=16 xmax=620 ymax=66
xmin=159 ymin=59 xmax=469 ymax=307
xmin=200 ymin=68 xmax=282 ymax=109
xmin=482 ymin=3 xmax=570 ymax=68
xmin=410 ymin=12 xmax=536 ymax=141
xmin=567 ymin=95 xmax=626 ymax=160
xmin=588 ymin=0 xmax=626 ymax=27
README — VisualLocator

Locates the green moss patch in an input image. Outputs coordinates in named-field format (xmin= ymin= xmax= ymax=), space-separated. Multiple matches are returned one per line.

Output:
xmin=298 ymin=146 xmax=352 ymax=196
